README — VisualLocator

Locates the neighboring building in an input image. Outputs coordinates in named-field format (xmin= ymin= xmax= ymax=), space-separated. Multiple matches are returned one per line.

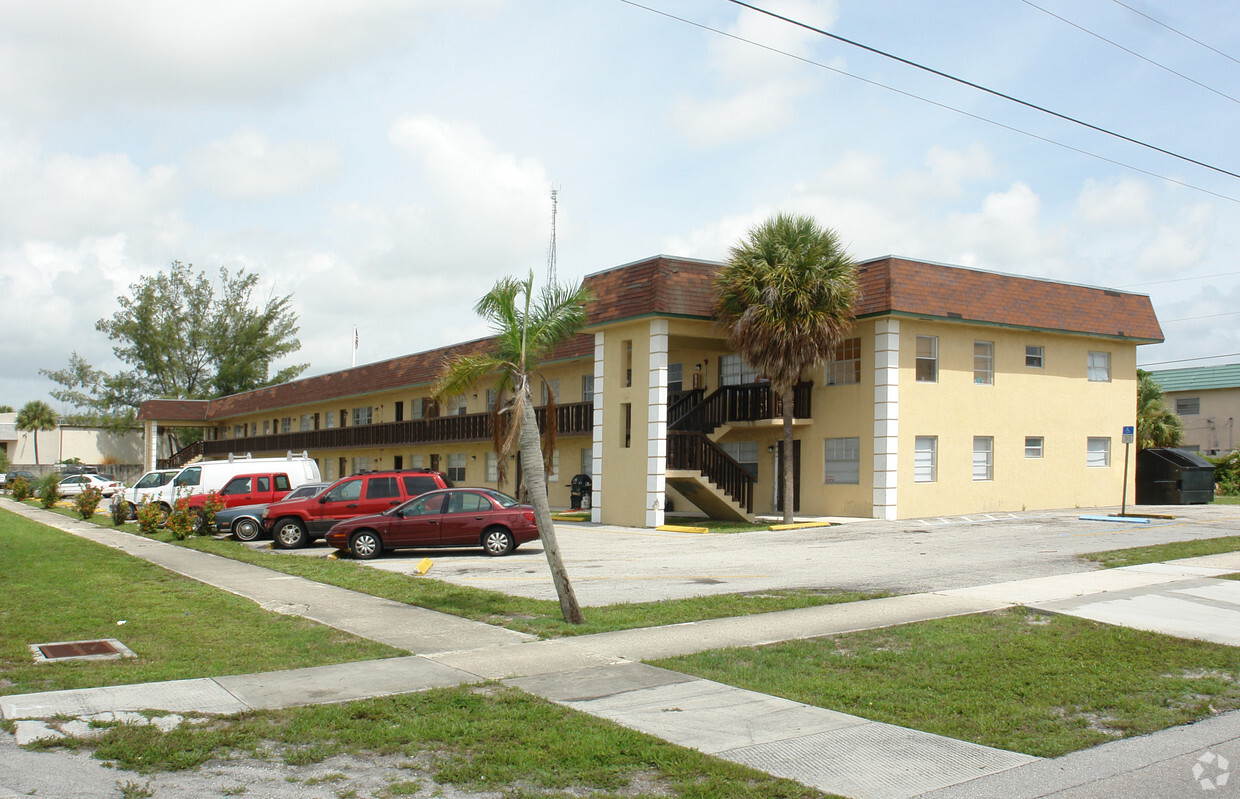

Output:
xmin=138 ymin=255 xmax=1163 ymax=525
xmin=1145 ymin=364 xmax=1240 ymax=455
xmin=0 ymin=411 xmax=153 ymax=470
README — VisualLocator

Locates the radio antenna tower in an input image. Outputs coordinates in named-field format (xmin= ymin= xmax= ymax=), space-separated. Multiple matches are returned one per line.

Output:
xmin=546 ymin=187 xmax=558 ymax=284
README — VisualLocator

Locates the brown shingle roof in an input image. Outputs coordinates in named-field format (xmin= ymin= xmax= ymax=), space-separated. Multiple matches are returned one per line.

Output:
xmin=139 ymin=254 xmax=1161 ymax=422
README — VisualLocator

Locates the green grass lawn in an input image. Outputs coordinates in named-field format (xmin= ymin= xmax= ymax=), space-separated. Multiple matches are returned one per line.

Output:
xmin=1082 ymin=535 xmax=1240 ymax=569
xmin=654 ymin=607 xmax=1240 ymax=758
xmin=0 ymin=510 xmax=401 ymax=696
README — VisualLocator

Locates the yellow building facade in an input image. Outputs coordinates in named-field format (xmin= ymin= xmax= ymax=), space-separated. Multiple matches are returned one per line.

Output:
xmin=139 ymin=255 xmax=1162 ymax=525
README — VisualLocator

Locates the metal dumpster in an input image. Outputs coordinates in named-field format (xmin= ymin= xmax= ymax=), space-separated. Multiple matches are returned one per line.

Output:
xmin=1135 ymin=447 xmax=1215 ymax=504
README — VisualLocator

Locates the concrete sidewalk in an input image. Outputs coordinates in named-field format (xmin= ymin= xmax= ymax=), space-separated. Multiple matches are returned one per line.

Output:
xmin=3 ymin=499 xmax=1240 ymax=798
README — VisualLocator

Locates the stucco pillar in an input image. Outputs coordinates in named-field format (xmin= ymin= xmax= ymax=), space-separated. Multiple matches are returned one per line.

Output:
xmin=873 ymin=319 xmax=900 ymax=520
xmin=590 ymin=331 xmax=605 ymax=524
xmin=645 ymin=319 xmax=668 ymax=528
xmin=144 ymin=420 xmax=159 ymax=472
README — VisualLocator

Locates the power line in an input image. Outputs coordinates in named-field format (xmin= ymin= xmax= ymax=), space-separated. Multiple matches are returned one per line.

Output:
xmin=1160 ymin=310 xmax=1240 ymax=324
xmin=1018 ymin=0 xmax=1240 ymax=106
xmin=719 ymin=0 xmax=1240 ymax=182
xmin=1109 ymin=0 xmax=1240 ymax=68
xmin=613 ymin=0 xmax=1240 ymax=203
xmin=1139 ymin=352 xmax=1240 ymax=367
xmin=1120 ymin=270 xmax=1240 ymax=288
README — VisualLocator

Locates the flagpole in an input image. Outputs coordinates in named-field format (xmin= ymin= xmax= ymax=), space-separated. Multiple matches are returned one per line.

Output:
xmin=352 ymin=324 xmax=358 ymax=368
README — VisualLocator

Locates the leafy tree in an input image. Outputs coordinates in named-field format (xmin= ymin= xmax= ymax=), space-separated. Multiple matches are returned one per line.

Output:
xmin=42 ymin=261 xmax=307 ymax=447
xmin=16 ymin=400 xmax=58 ymax=465
xmin=435 ymin=270 xmax=593 ymax=624
xmin=1136 ymin=370 xmax=1183 ymax=449
xmin=0 ymin=405 xmax=13 ymax=412
xmin=716 ymin=213 xmax=859 ymax=523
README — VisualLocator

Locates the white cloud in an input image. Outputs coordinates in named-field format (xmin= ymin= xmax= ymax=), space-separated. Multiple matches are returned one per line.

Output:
xmin=188 ymin=129 xmax=341 ymax=200
xmin=1075 ymin=178 xmax=1155 ymax=228
xmin=1132 ymin=204 xmax=1214 ymax=275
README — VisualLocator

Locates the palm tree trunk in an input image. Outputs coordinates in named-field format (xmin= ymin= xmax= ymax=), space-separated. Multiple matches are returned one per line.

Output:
xmin=518 ymin=394 xmax=584 ymax=624
xmin=782 ymin=386 xmax=794 ymax=524
xmin=33 ymin=432 xmax=39 ymax=465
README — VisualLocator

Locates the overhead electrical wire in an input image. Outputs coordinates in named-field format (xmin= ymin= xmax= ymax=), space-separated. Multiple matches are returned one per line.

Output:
xmin=1018 ymin=0 xmax=1240 ymax=106
xmin=717 ymin=0 xmax=1240 ymax=182
xmin=1109 ymin=0 xmax=1240 ymax=68
xmin=1139 ymin=352 xmax=1240 ymax=367
xmin=1120 ymin=270 xmax=1240 ymax=288
xmin=614 ymin=0 xmax=1240 ymax=203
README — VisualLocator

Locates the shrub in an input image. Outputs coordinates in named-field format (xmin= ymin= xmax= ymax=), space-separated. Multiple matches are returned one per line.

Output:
xmin=74 ymin=486 xmax=104 ymax=519
xmin=36 ymin=474 xmax=61 ymax=509
xmin=197 ymin=491 xmax=226 ymax=535
xmin=135 ymin=499 xmax=165 ymax=536
xmin=1208 ymin=451 xmax=1240 ymax=495
xmin=166 ymin=500 xmax=195 ymax=541
xmin=110 ymin=494 xmax=132 ymax=526
xmin=9 ymin=476 xmax=31 ymax=501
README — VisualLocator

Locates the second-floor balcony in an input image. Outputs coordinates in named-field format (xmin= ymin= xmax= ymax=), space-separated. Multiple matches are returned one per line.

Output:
xmin=198 ymin=401 xmax=594 ymax=461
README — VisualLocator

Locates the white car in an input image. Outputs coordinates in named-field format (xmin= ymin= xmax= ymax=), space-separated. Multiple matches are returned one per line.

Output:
xmin=58 ymin=473 xmax=125 ymax=498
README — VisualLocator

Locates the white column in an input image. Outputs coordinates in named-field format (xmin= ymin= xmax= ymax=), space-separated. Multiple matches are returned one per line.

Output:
xmin=144 ymin=420 xmax=159 ymax=472
xmin=873 ymin=319 xmax=900 ymax=520
xmin=646 ymin=320 xmax=669 ymax=528
xmin=590 ymin=331 xmax=605 ymax=523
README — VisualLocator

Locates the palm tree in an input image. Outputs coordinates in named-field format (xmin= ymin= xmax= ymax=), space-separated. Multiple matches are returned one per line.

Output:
xmin=1136 ymin=370 xmax=1183 ymax=449
xmin=435 ymin=270 xmax=593 ymax=624
xmin=16 ymin=400 xmax=58 ymax=465
xmin=716 ymin=213 xmax=859 ymax=523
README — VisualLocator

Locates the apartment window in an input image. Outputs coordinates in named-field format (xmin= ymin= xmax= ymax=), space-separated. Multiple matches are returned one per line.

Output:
xmin=232 ymin=425 xmax=243 ymax=438
xmin=973 ymin=341 xmax=994 ymax=385
xmin=446 ymin=453 xmax=467 ymax=482
xmin=410 ymin=454 xmax=424 ymax=469
xmin=720 ymin=354 xmax=760 ymax=385
xmin=914 ymin=436 xmax=937 ymax=483
xmin=352 ymin=406 xmax=373 ymax=426
xmin=915 ymin=336 xmax=938 ymax=382
xmin=280 ymin=417 xmax=291 ymax=434
xmin=1087 ymin=437 xmax=1111 ymax=468
xmin=582 ymin=374 xmax=595 ymax=404
xmin=1176 ymin=397 xmax=1201 ymax=416
xmin=972 ymin=437 xmax=993 ymax=481
xmin=485 ymin=452 xmax=498 ymax=482
xmin=300 ymin=414 xmax=312 ymax=432
xmin=668 ymin=363 xmax=683 ymax=393
xmin=720 ymin=441 xmax=759 ymax=478
xmin=1088 ymin=351 xmax=1111 ymax=382
xmin=828 ymin=337 xmax=861 ymax=385
xmin=1025 ymin=436 xmax=1044 ymax=459
xmin=446 ymin=395 xmax=468 ymax=416
xmin=824 ymin=437 xmax=860 ymax=484
xmin=325 ymin=412 xmax=335 ymax=429
xmin=410 ymin=399 xmax=424 ymax=420
xmin=1026 ymin=345 xmax=1044 ymax=368
xmin=263 ymin=420 xmax=270 ymax=435
xmin=486 ymin=388 xmax=498 ymax=412
xmin=541 ymin=379 xmax=560 ymax=406
xmin=350 ymin=456 xmax=372 ymax=473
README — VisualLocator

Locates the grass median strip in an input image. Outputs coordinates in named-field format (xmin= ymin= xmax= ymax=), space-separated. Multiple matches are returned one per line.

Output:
xmin=0 ymin=511 xmax=401 ymax=696
xmin=1082 ymin=535 xmax=1240 ymax=569
xmin=653 ymin=607 xmax=1240 ymax=758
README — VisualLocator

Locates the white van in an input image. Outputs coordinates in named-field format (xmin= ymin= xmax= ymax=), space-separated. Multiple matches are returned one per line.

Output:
xmin=122 ymin=468 xmax=181 ymax=511
xmin=152 ymin=452 xmax=321 ymax=512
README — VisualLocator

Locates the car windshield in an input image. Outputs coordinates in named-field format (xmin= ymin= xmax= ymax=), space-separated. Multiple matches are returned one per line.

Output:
xmin=482 ymin=490 xmax=520 ymax=508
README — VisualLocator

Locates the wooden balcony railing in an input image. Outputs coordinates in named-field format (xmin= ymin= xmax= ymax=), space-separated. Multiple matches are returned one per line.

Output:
xmin=195 ymin=400 xmax=594 ymax=459
xmin=669 ymin=382 xmax=813 ymax=433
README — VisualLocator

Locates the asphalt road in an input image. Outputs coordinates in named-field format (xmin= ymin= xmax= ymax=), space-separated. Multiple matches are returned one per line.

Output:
xmin=284 ymin=502 xmax=1240 ymax=605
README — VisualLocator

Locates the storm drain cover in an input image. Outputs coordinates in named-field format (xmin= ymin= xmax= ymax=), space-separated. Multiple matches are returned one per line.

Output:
xmin=30 ymin=638 xmax=137 ymax=664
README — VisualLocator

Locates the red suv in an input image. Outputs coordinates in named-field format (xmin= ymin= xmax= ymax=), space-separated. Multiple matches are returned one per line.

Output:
xmin=262 ymin=469 xmax=453 ymax=549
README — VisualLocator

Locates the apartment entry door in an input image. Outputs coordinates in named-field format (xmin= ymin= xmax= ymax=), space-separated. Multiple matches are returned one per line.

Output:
xmin=774 ymin=439 xmax=801 ymax=513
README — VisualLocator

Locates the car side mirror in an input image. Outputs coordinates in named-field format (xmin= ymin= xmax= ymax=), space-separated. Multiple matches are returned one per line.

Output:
xmin=319 ymin=496 xmax=328 ymax=504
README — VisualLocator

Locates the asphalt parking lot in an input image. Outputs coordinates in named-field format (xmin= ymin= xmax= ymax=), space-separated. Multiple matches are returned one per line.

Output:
xmin=257 ymin=503 xmax=1240 ymax=606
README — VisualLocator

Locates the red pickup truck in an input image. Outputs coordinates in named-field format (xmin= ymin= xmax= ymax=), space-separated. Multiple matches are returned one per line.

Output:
xmin=179 ymin=472 xmax=296 ymax=517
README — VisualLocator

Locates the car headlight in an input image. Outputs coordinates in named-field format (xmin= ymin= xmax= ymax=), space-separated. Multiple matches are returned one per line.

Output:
xmin=261 ymin=509 xmax=270 ymax=519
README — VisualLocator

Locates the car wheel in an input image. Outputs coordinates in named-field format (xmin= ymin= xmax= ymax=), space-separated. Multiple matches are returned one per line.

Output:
xmin=274 ymin=517 xmax=309 ymax=549
xmin=350 ymin=530 xmax=382 ymax=560
xmin=156 ymin=503 xmax=171 ymax=526
xmin=233 ymin=517 xmax=262 ymax=542
xmin=192 ymin=509 xmax=208 ymax=534
xmin=482 ymin=526 xmax=515 ymax=556
xmin=126 ymin=502 xmax=138 ymax=520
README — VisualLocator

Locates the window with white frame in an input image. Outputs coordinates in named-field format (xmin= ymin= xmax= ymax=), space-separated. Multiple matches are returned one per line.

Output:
xmin=352 ymin=406 xmax=373 ymax=426
xmin=233 ymin=425 xmax=243 ymax=438
xmin=916 ymin=336 xmax=938 ymax=382
xmin=485 ymin=452 xmax=498 ymax=482
xmin=300 ymin=414 xmax=313 ymax=432
xmin=446 ymin=395 xmax=468 ymax=416
xmin=720 ymin=440 xmax=759 ymax=477
xmin=325 ymin=412 xmax=335 ymax=429
xmin=914 ymin=436 xmax=937 ymax=482
xmin=719 ymin=354 xmax=760 ymax=386
xmin=410 ymin=454 xmax=424 ymax=469
xmin=973 ymin=341 xmax=994 ymax=385
xmin=541 ymin=379 xmax=560 ymax=406
xmin=350 ymin=456 xmax=372 ymax=473
xmin=280 ymin=417 xmax=291 ymax=434
xmin=1026 ymin=345 xmax=1044 ymax=368
xmin=1176 ymin=397 xmax=1200 ymax=415
xmin=446 ymin=453 xmax=466 ymax=482
xmin=1087 ymin=351 xmax=1111 ymax=382
xmin=486 ymin=388 xmax=498 ymax=412
xmin=972 ymin=436 xmax=993 ymax=481
xmin=263 ymin=419 xmax=271 ymax=435
xmin=828 ymin=337 xmax=861 ymax=385
xmin=410 ymin=399 xmax=424 ymax=420
xmin=824 ymin=437 xmax=860 ymax=484
xmin=1025 ymin=436 xmax=1044 ymax=458
xmin=582 ymin=374 xmax=594 ymax=404
xmin=1087 ymin=437 xmax=1111 ymax=467
xmin=668 ymin=363 xmax=683 ymax=393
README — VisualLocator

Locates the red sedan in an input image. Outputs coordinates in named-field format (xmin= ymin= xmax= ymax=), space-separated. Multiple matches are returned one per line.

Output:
xmin=324 ymin=488 xmax=540 ymax=559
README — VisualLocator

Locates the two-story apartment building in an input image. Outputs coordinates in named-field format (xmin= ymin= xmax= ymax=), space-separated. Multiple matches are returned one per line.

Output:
xmin=139 ymin=255 xmax=1162 ymax=526
xmin=1146 ymin=364 xmax=1240 ymax=455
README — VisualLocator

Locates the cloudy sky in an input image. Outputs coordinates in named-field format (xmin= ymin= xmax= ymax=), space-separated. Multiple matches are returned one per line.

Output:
xmin=3 ymin=0 xmax=1239 ymax=410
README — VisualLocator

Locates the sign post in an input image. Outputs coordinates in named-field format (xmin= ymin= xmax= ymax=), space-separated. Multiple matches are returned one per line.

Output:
xmin=1121 ymin=425 xmax=1135 ymax=516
